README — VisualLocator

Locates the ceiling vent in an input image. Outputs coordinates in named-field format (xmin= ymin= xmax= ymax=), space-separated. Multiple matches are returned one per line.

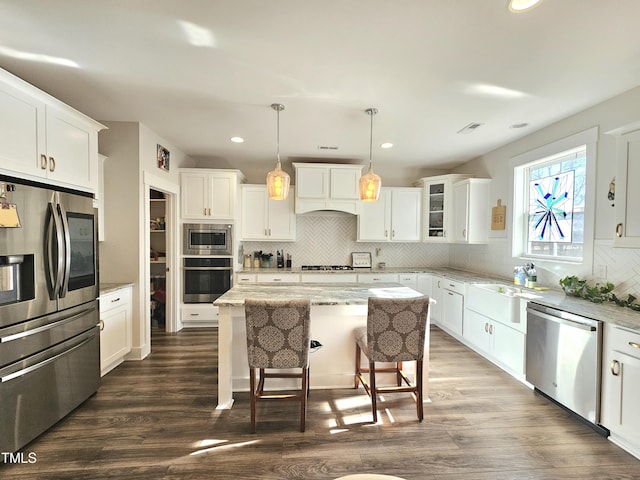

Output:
xmin=457 ymin=123 xmax=484 ymax=134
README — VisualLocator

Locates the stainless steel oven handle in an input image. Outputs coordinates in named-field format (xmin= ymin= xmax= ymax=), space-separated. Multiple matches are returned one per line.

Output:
xmin=0 ymin=306 xmax=95 ymax=343
xmin=526 ymin=307 xmax=597 ymax=332
xmin=183 ymin=267 xmax=233 ymax=271
xmin=0 ymin=333 xmax=95 ymax=383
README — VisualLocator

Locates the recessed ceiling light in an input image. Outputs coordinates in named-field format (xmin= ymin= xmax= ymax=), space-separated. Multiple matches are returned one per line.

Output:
xmin=230 ymin=136 xmax=244 ymax=143
xmin=381 ymin=142 xmax=393 ymax=149
xmin=510 ymin=123 xmax=529 ymax=129
xmin=508 ymin=0 xmax=543 ymax=13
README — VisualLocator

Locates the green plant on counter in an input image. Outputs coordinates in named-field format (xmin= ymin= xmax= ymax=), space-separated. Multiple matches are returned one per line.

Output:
xmin=560 ymin=276 xmax=640 ymax=311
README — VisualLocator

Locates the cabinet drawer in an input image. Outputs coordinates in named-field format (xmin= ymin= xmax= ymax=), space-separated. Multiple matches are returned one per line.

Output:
xmin=236 ymin=274 xmax=257 ymax=284
xmin=609 ymin=326 xmax=640 ymax=359
xmin=181 ymin=304 xmax=219 ymax=322
xmin=99 ymin=287 xmax=132 ymax=313
xmin=256 ymin=273 xmax=300 ymax=283
xmin=301 ymin=273 xmax=358 ymax=283
xmin=358 ymin=273 xmax=399 ymax=283
xmin=442 ymin=278 xmax=465 ymax=294
xmin=398 ymin=273 xmax=417 ymax=287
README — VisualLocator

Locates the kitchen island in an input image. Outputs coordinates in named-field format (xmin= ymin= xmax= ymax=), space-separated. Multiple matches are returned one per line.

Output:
xmin=213 ymin=282 xmax=432 ymax=409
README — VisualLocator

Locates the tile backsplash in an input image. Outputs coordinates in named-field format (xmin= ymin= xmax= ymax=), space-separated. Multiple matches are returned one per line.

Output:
xmin=241 ymin=211 xmax=449 ymax=268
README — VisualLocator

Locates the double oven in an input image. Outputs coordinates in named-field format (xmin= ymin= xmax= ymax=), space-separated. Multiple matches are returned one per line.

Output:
xmin=182 ymin=223 xmax=233 ymax=303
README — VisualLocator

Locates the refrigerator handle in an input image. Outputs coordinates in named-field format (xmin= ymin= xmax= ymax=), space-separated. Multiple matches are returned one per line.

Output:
xmin=57 ymin=200 xmax=71 ymax=298
xmin=46 ymin=198 xmax=65 ymax=299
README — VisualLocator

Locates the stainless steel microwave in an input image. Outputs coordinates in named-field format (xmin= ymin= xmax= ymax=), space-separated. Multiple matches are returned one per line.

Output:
xmin=183 ymin=223 xmax=233 ymax=256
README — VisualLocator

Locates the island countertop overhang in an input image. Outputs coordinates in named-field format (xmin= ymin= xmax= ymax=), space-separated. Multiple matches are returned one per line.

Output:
xmin=213 ymin=282 xmax=426 ymax=307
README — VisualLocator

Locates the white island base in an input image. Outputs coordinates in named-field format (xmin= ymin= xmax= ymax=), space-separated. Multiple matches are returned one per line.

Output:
xmin=216 ymin=289 xmax=431 ymax=410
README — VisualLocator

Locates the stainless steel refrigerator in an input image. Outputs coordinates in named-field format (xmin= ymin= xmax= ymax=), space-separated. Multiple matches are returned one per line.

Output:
xmin=0 ymin=175 xmax=100 ymax=453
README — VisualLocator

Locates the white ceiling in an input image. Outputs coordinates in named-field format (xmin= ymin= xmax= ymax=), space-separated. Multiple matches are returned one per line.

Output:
xmin=2 ymin=0 xmax=640 ymax=174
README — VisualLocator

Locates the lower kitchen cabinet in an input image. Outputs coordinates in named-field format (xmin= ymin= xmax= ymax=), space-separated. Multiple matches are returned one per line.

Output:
xmin=99 ymin=286 xmax=132 ymax=376
xmin=300 ymin=273 xmax=358 ymax=283
xmin=181 ymin=304 xmax=219 ymax=328
xmin=463 ymin=309 xmax=525 ymax=377
xmin=601 ymin=324 xmax=640 ymax=458
xmin=357 ymin=272 xmax=399 ymax=283
xmin=440 ymin=280 xmax=464 ymax=337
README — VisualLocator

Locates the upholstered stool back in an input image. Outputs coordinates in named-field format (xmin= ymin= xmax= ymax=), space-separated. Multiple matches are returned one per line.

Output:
xmin=245 ymin=299 xmax=311 ymax=369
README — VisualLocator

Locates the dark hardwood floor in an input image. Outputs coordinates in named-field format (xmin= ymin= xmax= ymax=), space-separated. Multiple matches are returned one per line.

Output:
xmin=2 ymin=326 xmax=639 ymax=479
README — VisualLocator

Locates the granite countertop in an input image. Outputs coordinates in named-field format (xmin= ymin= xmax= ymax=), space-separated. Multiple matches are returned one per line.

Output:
xmin=100 ymin=282 xmax=135 ymax=296
xmin=213 ymin=282 xmax=427 ymax=307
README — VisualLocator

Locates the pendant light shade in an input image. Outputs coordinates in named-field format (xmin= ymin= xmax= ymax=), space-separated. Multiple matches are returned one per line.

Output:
xmin=360 ymin=107 xmax=382 ymax=202
xmin=266 ymin=103 xmax=290 ymax=200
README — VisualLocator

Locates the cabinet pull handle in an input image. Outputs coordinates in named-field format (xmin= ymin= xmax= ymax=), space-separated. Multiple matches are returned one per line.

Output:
xmin=448 ymin=292 xmax=454 ymax=296
xmin=273 ymin=278 xmax=282 ymax=282
xmin=265 ymin=229 xmax=268 ymax=236
xmin=462 ymin=228 xmax=466 ymax=238
xmin=392 ymin=230 xmax=395 ymax=238
xmin=485 ymin=323 xmax=489 ymax=333
xmin=489 ymin=324 xmax=493 ymax=335
xmin=385 ymin=230 xmax=388 ymax=238
xmin=629 ymin=341 xmax=640 ymax=349
xmin=204 ymin=208 xmax=207 ymax=216
xmin=268 ymin=229 xmax=271 ymax=236
xmin=99 ymin=320 xmax=105 ymax=331
xmin=611 ymin=359 xmax=621 ymax=376
xmin=40 ymin=154 xmax=48 ymax=170
xmin=616 ymin=223 xmax=623 ymax=238
xmin=111 ymin=297 xmax=120 ymax=303
xmin=49 ymin=156 xmax=56 ymax=172
xmin=449 ymin=283 xmax=455 ymax=288
xmin=373 ymin=277 xmax=380 ymax=281
xmin=190 ymin=313 xmax=200 ymax=316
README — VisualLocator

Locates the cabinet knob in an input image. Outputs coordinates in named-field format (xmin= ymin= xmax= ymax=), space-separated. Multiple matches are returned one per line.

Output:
xmin=610 ymin=359 xmax=621 ymax=376
xmin=616 ymin=223 xmax=623 ymax=238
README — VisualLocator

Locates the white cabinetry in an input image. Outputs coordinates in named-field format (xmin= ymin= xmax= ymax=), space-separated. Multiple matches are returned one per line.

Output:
xmin=357 ymin=187 xmax=421 ymax=242
xmin=613 ymin=128 xmax=640 ymax=247
xmin=0 ymin=68 xmax=104 ymax=193
xmin=357 ymin=272 xmax=399 ymax=283
xmin=180 ymin=169 xmax=245 ymax=220
xmin=99 ymin=286 xmax=132 ymax=376
xmin=601 ymin=324 xmax=640 ymax=458
xmin=452 ymin=178 xmax=491 ymax=243
xmin=440 ymin=279 xmax=465 ymax=337
xmin=414 ymin=174 xmax=471 ymax=242
xmin=181 ymin=304 xmax=219 ymax=328
xmin=293 ymin=163 xmax=362 ymax=214
xmin=240 ymin=185 xmax=296 ymax=241
xmin=300 ymin=273 xmax=358 ymax=283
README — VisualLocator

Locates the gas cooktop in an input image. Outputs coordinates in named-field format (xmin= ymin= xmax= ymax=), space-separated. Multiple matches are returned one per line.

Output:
xmin=301 ymin=265 xmax=354 ymax=271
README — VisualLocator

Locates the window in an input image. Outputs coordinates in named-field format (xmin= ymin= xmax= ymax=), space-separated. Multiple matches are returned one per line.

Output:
xmin=525 ymin=147 xmax=586 ymax=261
xmin=511 ymin=127 xmax=597 ymax=266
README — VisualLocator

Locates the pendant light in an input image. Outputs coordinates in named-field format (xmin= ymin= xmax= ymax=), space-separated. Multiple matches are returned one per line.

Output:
xmin=266 ymin=103 xmax=290 ymax=200
xmin=359 ymin=107 xmax=382 ymax=202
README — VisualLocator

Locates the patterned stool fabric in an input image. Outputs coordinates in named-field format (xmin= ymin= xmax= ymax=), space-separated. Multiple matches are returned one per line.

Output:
xmin=354 ymin=296 xmax=430 ymax=422
xmin=245 ymin=299 xmax=311 ymax=432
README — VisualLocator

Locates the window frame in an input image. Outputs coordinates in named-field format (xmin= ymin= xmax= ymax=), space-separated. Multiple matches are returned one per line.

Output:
xmin=509 ymin=127 xmax=598 ymax=271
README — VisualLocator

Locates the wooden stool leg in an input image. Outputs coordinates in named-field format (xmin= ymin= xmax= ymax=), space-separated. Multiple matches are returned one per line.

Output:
xmin=370 ymin=361 xmax=377 ymax=423
xmin=355 ymin=343 xmax=361 ymax=388
xmin=416 ymin=360 xmax=424 ymax=422
xmin=249 ymin=367 xmax=257 ymax=433
xmin=300 ymin=367 xmax=308 ymax=432
xmin=396 ymin=361 xmax=403 ymax=386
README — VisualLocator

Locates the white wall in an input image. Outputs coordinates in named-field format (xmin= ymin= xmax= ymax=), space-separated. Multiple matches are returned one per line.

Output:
xmin=449 ymin=86 xmax=640 ymax=296
xmin=99 ymin=121 xmax=194 ymax=359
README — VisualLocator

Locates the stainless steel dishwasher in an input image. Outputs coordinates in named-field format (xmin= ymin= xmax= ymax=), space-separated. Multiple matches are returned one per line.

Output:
xmin=526 ymin=301 xmax=605 ymax=432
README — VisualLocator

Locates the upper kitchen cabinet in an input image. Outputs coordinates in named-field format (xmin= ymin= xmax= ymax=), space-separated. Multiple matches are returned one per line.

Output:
xmin=414 ymin=174 xmax=472 ymax=242
xmin=240 ymin=184 xmax=296 ymax=241
xmin=180 ymin=169 xmax=245 ymax=221
xmin=357 ymin=187 xmax=421 ymax=242
xmin=452 ymin=178 xmax=491 ymax=244
xmin=293 ymin=163 xmax=362 ymax=214
xmin=0 ymin=68 xmax=105 ymax=194
xmin=612 ymin=128 xmax=640 ymax=248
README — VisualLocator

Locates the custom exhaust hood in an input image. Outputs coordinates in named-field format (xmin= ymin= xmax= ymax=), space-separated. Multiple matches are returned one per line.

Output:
xmin=293 ymin=163 xmax=364 ymax=215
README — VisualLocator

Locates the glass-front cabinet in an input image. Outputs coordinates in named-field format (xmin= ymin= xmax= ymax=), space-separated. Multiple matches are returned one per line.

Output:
xmin=415 ymin=174 xmax=471 ymax=242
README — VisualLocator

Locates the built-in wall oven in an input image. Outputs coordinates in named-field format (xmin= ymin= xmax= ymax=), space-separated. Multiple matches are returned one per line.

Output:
xmin=183 ymin=257 xmax=233 ymax=303
xmin=183 ymin=223 xmax=232 ymax=256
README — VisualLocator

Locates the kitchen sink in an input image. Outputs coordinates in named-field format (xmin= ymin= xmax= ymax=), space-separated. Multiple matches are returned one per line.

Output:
xmin=466 ymin=283 xmax=541 ymax=327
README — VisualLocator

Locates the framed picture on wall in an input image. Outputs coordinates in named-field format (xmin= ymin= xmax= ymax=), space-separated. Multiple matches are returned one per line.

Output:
xmin=157 ymin=144 xmax=170 ymax=171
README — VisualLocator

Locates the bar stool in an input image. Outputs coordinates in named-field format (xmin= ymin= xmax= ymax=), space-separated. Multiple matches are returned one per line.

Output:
xmin=244 ymin=298 xmax=311 ymax=433
xmin=354 ymin=296 xmax=430 ymax=422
